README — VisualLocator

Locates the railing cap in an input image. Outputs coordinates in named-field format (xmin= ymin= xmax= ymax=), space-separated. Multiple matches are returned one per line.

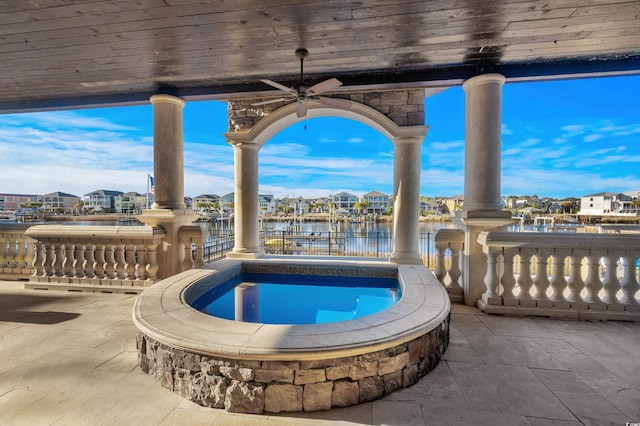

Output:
xmin=478 ymin=230 xmax=640 ymax=250
xmin=25 ymin=225 xmax=166 ymax=239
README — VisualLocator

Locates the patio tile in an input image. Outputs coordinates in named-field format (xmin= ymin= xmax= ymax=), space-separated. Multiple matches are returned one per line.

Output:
xmin=478 ymin=315 xmax=559 ymax=338
xmin=442 ymin=344 xmax=484 ymax=363
xmin=550 ymin=327 xmax=640 ymax=358
xmin=447 ymin=361 xmax=576 ymax=421
xmin=420 ymin=403 xmax=532 ymax=426
xmin=526 ymin=418 xmax=582 ymax=426
xmin=467 ymin=334 xmax=567 ymax=370
xmin=529 ymin=337 xmax=581 ymax=354
xmin=372 ymin=400 xmax=425 ymax=425
xmin=530 ymin=369 xmax=596 ymax=394
xmin=553 ymin=391 xmax=630 ymax=424
xmin=591 ymin=354 xmax=640 ymax=388
xmin=159 ymin=407 xmax=218 ymax=425
xmin=382 ymin=362 xmax=468 ymax=408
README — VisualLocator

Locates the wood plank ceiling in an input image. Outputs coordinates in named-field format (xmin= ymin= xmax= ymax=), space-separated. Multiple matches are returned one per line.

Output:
xmin=1 ymin=0 xmax=639 ymax=113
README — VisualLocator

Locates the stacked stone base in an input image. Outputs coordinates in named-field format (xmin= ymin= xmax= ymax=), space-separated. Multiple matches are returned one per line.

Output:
xmin=137 ymin=315 xmax=449 ymax=414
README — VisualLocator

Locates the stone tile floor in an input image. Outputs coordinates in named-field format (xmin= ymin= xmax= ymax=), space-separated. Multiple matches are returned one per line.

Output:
xmin=1 ymin=280 xmax=638 ymax=425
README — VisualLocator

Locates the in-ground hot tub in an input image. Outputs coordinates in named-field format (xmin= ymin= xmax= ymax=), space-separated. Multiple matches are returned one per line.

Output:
xmin=133 ymin=257 xmax=450 ymax=414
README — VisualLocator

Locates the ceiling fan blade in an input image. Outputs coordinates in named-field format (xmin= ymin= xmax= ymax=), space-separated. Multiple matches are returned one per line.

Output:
xmin=317 ymin=96 xmax=352 ymax=110
xmin=251 ymin=98 xmax=287 ymax=106
xmin=296 ymin=100 xmax=307 ymax=118
xmin=307 ymin=78 xmax=342 ymax=95
xmin=260 ymin=79 xmax=297 ymax=95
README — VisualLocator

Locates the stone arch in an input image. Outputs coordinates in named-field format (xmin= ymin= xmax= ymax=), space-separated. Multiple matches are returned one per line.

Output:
xmin=223 ymin=99 xmax=427 ymax=147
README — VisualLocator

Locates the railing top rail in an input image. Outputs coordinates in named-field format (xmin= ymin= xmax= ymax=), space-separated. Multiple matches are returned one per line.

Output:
xmin=0 ymin=223 xmax=33 ymax=232
xmin=434 ymin=228 xmax=464 ymax=242
xmin=25 ymin=225 xmax=166 ymax=239
xmin=478 ymin=230 xmax=640 ymax=250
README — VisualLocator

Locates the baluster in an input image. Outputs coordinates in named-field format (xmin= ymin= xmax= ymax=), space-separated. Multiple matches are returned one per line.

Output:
xmin=32 ymin=240 xmax=45 ymax=278
xmin=145 ymin=243 xmax=160 ymax=282
xmin=62 ymin=242 xmax=75 ymax=278
xmin=6 ymin=235 xmax=16 ymax=269
xmin=550 ymin=250 xmax=570 ymax=308
xmin=53 ymin=242 xmax=64 ymax=278
xmin=104 ymin=243 xmax=116 ymax=280
xmin=15 ymin=235 xmax=25 ymax=271
xmin=533 ymin=250 xmax=552 ymax=308
xmin=44 ymin=242 xmax=55 ymax=278
xmin=601 ymin=252 xmax=621 ymax=305
xmin=84 ymin=244 xmax=96 ymax=280
xmin=619 ymin=253 xmax=639 ymax=308
xmin=114 ymin=243 xmax=126 ymax=282
xmin=0 ymin=234 xmax=7 ymax=269
xmin=481 ymin=247 xmax=501 ymax=305
xmin=182 ymin=242 xmax=193 ymax=271
xmin=73 ymin=244 xmax=85 ymax=280
xmin=124 ymin=243 xmax=136 ymax=280
xmin=24 ymin=237 xmax=35 ymax=275
xmin=194 ymin=242 xmax=204 ymax=268
xmin=447 ymin=244 xmax=462 ymax=294
xmin=500 ymin=249 xmax=517 ymax=305
xmin=517 ymin=248 xmax=535 ymax=306
xmin=584 ymin=250 xmax=605 ymax=310
xmin=567 ymin=253 xmax=586 ymax=308
xmin=433 ymin=245 xmax=447 ymax=285
xmin=94 ymin=243 xmax=106 ymax=279
xmin=136 ymin=247 xmax=147 ymax=281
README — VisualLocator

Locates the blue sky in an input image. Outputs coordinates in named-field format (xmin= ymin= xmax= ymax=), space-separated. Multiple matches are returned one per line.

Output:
xmin=0 ymin=74 xmax=638 ymax=200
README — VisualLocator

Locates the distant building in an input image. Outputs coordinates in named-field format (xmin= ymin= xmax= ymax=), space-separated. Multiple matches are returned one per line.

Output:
xmin=331 ymin=191 xmax=358 ymax=213
xmin=0 ymin=193 xmax=40 ymax=211
xmin=84 ymin=190 xmax=124 ymax=213
xmin=258 ymin=194 xmax=276 ymax=215
xmin=41 ymin=192 xmax=81 ymax=213
xmin=442 ymin=194 xmax=464 ymax=214
xmin=362 ymin=191 xmax=391 ymax=215
xmin=193 ymin=194 xmax=220 ymax=212
xmin=219 ymin=192 xmax=234 ymax=215
xmin=115 ymin=192 xmax=146 ymax=214
xmin=578 ymin=192 xmax=632 ymax=215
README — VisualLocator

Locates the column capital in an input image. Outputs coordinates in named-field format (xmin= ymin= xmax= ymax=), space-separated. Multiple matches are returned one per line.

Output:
xmin=150 ymin=94 xmax=185 ymax=107
xmin=391 ymin=135 xmax=425 ymax=147
xmin=463 ymin=73 xmax=506 ymax=91
xmin=228 ymin=141 xmax=261 ymax=151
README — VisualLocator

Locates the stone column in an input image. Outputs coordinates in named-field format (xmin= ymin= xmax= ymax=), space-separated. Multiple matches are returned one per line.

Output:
xmin=455 ymin=74 xmax=514 ymax=306
xmin=150 ymin=94 xmax=186 ymax=210
xmin=227 ymin=141 xmax=263 ymax=258
xmin=390 ymin=136 xmax=424 ymax=264
xmin=137 ymin=94 xmax=197 ymax=279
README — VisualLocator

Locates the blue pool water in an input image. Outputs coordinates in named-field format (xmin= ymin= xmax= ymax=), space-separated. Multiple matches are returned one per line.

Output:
xmin=190 ymin=273 xmax=401 ymax=325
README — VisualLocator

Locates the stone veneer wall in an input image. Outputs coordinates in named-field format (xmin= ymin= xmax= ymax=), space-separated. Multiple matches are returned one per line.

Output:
xmin=228 ymin=89 xmax=425 ymax=131
xmin=137 ymin=314 xmax=449 ymax=414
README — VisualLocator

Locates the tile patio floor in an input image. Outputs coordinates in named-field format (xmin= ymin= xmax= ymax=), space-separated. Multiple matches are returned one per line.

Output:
xmin=1 ymin=280 xmax=638 ymax=425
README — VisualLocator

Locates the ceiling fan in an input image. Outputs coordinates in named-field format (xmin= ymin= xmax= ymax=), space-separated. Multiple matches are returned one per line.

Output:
xmin=252 ymin=48 xmax=351 ymax=118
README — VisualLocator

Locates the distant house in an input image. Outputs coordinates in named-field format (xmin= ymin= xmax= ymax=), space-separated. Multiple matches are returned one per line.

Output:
xmin=259 ymin=194 xmax=276 ymax=215
xmin=442 ymin=194 xmax=464 ymax=214
xmin=115 ymin=192 xmax=146 ymax=214
xmin=331 ymin=191 xmax=358 ymax=213
xmin=219 ymin=192 xmax=234 ymax=215
xmin=0 ymin=193 xmax=41 ymax=211
xmin=362 ymin=191 xmax=391 ymax=215
xmin=193 ymin=194 xmax=220 ymax=212
xmin=578 ymin=192 xmax=632 ymax=215
xmin=41 ymin=191 xmax=81 ymax=213
xmin=84 ymin=190 xmax=124 ymax=213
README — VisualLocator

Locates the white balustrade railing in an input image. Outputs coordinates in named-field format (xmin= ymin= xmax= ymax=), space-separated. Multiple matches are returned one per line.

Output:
xmin=477 ymin=231 xmax=640 ymax=320
xmin=433 ymin=229 xmax=464 ymax=303
xmin=179 ymin=225 xmax=206 ymax=270
xmin=0 ymin=224 xmax=34 ymax=280
xmin=24 ymin=225 xmax=166 ymax=292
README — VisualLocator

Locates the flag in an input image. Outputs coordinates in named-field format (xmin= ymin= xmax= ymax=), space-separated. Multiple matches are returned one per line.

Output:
xmin=149 ymin=175 xmax=155 ymax=195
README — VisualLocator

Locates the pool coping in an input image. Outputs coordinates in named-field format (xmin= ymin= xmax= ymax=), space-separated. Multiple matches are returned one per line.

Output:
xmin=133 ymin=257 xmax=450 ymax=361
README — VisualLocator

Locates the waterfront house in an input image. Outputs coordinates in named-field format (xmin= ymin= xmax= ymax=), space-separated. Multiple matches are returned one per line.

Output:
xmin=41 ymin=191 xmax=80 ymax=214
xmin=83 ymin=190 xmax=123 ymax=213
xmin=258 ymin=194 xmax=276 ymax=215
xmin=362 ymin=190 xmax=391 ymax=215
xmin=193 ymin=194 xmax=220 ymax=213
xmin=579 ymin=192 xmax=632 ymax=215
xmin=442 ymin=194 xmax=464 ymax=214
xmin=0 ymin=193 xmax=41 ymax=211
xmin=114 ymin=192 xmax=146 ymax=214
xmin=331 ymin=191 xmax=358 ymax=214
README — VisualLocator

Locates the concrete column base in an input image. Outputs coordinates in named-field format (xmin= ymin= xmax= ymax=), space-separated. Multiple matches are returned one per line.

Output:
xmin=226 ymin=250 xmax=264 ymax=259
xmin=389 ymin=252 xmax=423 ymax=265
xmin=454 ymin=210 xmax=516 ymax=306
xmin=136 ymin=208 xmax=198 ymax=279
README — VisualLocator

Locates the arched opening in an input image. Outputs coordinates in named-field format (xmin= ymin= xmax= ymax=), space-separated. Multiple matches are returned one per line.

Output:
xmin=224 ymin=99 xmax=428 ymax=264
